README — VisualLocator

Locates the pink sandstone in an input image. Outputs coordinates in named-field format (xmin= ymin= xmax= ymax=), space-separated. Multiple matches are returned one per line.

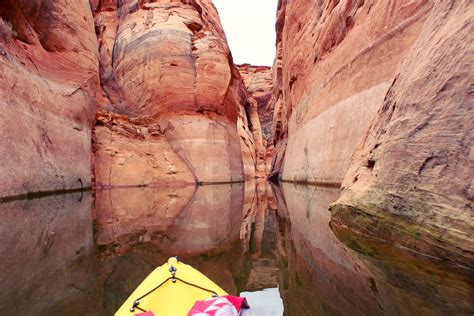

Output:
xmin=270 ymin=0 xmax=473 ymax=267
xmin=0 ymin=0 xmax=99 ymax=198
xmin=92 ymin=0 xmax=258 ymax=187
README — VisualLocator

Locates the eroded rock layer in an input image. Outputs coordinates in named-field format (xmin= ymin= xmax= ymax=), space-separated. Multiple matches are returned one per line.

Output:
xmin=238 ymin=64 xmax=273 ymax=145
xmin=0 ymin=1 xmax=99 ymax=198
xmin=92 ymin=0 xmax=256 ymax=186
xmin=270 ymin=0 xmax=432 ymax=184
xmin=330 ymin=0 xmax=474 ymax=268
xmin=0 ymin=0 xmax=263 ymax=196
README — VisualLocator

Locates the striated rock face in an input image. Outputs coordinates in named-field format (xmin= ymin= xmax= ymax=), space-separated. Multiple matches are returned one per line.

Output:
xmin=270 ymin=0 xmax=472 ymax=266
xmin=330 ymin=0 xmax=474 ymax=268
xmin=238 ymin=64 xmax=273 ymax=177
xmin=92 ymin=0 xmax=255 ymax=187
xmin=268 ymin=41 xmax=286 ymax=181
xmin=0 ymin=0 xmax=99 ymax=198
xmin=0 ymin=0 xmax=263 ymax=196
xmin=238 ymin=64 xmax=273 ymax=145
xmin=270 ymin=0 xmax=432 ymax=184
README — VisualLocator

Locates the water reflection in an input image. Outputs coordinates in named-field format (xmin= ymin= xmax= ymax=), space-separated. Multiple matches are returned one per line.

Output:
xmin=275 ymin=183 xmax=474 ymax=315
xmin=94 ymin=183 xmax=244 ymax=255
xmin=0 ymin=192 xmax=99 ymax=315
xmin=94 ymin=182 xmax=263 ymax=314
xmin=273 ymin=184 xmax=380 ymax=315
xmin=0 ymin=182 xmax=472 ymax=315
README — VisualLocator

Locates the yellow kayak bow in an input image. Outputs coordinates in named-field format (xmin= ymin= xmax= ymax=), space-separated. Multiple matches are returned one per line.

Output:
xmin=115 ymin=257 xmax=228 ymax=316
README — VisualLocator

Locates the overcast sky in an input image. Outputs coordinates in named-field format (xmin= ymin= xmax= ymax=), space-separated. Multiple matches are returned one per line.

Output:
xmin=212 ymin=0 xmax=278 ymax=66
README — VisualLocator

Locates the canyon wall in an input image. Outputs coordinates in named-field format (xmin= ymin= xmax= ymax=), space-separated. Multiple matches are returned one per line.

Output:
xmin=270 ymin=0 xmax=432 ymax=184
xmin=0 ymin=0 xmax=99 ymax=199
xmin=92 ymin=0 xmax=256 ymax=187
xmin=238 ymin=64 xmax=273 ymax=177
xmin=331 ymin=0 xmax=474 ymax=268
xmin=271 ymin=0 xmax=473 ymax=267
xmin=0 ymin=0 xmax=261 ymax=198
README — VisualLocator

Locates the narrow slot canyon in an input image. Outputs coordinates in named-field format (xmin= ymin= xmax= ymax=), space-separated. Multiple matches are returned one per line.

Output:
xmin=0 ymin=0 xmax=473 ymax=315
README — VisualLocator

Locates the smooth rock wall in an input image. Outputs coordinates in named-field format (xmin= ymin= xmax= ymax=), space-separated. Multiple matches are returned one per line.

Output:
xmin=331 ymin=0 xmax=474 ymax=268
xmin=0 ymin=0 xmax=99 ymax=198
xmin=238 ymin=64 xmax=274 ymax=177
xmin=92 ymin=0 xmax=255 ymax=186
xmin=270 ymin=0 xmax=431 ymax=184
xmin=0 ymin=0 xmax=263 ymax=196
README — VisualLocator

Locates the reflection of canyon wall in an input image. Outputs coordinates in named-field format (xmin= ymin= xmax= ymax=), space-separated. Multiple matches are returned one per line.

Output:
xmin=0 ymin=193 xmax=99 ymax=315
xmin=270 ymin=0 xmax=432 ymax=184
xmin=92 ymin=0 xmax=256 ymax=187
xmin=95 ymin=181 xmax=281 ymax=313
xmin=94 ymin=183 xmax=249 ymax=313
xmin=239 ymin=180 xmax=279 ymax=291
xmin=330 ymin=0 xmax=474 ymax=268
xmin=0 ymin=1 xmax=98 ymax=198
xmin=275 ymin=183 xmax=474 ymax=315
xmin=275 ymin=184 xmax=382 ymax=315
xmin=94 ymin=184 xmax=245 ymax=255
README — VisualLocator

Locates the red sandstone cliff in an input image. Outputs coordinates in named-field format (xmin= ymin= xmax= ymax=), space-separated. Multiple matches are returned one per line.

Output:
xmin=271 ymin=0 xmax=473 ymax=267
xmin=238 ymin=64 xmax=273 ymax=145
xmin=330 ymin=0 xmax=474 ymax=268
xmin=0 ymin=0 xmax=262 ymax=198
xmin=270 ymin=0 xmax=432 ymax=184
xmin=237 ymin=64 xmax=273 ymax=177
xmin=0 ymin=1 xmax=99 ymax=198
xmin=92 ymin=0 xmax=258 ymax=187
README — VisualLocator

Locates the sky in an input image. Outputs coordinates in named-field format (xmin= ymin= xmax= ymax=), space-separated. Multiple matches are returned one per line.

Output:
xmin=212 ymin=0 xmax=278 ymax=66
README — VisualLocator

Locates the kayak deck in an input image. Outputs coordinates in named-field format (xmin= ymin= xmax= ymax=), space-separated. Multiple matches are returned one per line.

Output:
xmin=115 ymin=257 xmax=227 ymax=316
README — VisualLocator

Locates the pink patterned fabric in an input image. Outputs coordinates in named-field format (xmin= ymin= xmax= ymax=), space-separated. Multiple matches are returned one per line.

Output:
xmin=188 ymin=295 xmax=250 ymax=316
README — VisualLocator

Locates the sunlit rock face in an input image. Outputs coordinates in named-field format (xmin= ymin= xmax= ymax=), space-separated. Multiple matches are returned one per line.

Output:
xmin=0 ymin=1 xmax=99 ymax=198
xmin=92 ymin=0 xmax=254 ymax=186
xmin=0 ymin=193 xmax=100 ymax=315
xmin=238 ymin=64 xmax=274 ymax=176
xmin=0 ymin=0 xmax=260 ymax=195
xmin=331 ymin=0 xmax=474 ymax=268
xmin=270 ymin=0 xmax=431 ymax=184
xmin=275 ymin=184 xmax=474 ymax=315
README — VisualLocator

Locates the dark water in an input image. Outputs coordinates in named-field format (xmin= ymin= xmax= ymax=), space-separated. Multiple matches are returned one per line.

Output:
xmin=0 ymin=181 xmax=472 ymax=315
